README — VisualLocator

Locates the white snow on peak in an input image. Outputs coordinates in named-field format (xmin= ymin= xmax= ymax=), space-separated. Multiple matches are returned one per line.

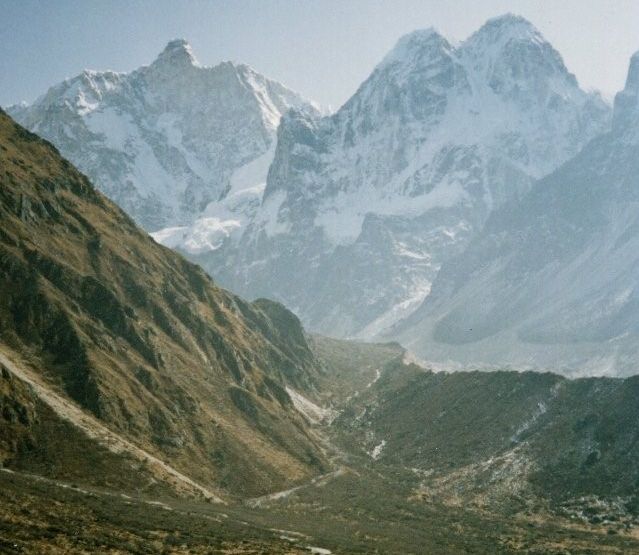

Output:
xmin=378 ymin=27 xmax=449 ymax=69
xmin=203 ymin=15 xmax=610 ymax=342
xmin=152 ymin=38 xmax=199 ymax=68
xmin=295 ymin=14 xmax=606 ymax=247
xmin=10 ymin=41 xmax=317 ymax=232
xmin=467 ymin=13 xmax=543 ymax=44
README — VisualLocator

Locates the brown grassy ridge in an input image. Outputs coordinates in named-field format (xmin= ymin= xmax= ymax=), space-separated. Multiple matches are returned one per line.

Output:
xmin=0 ymin=108 xmax=329 ymax=499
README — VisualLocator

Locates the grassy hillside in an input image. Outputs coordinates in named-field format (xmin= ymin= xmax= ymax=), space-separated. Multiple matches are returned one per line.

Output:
xmin=336 ymin=361 xmax=639 ymax=519
xmin=0 ymin=108 xmax=328 ymax=498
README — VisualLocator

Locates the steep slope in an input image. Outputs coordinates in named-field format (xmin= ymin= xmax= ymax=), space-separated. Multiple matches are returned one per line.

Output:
xmin=0 ymin=109 xmax=329 ymax=498
xmin=393 ymin=51 xmax=639 ymax=376
xmin=0 ymin=360 xmax=160 ymax=494
xmin=8 ymin=40 xmax=316 ymax=231
xmin=185 ymin=15 xmax=609 ymax=338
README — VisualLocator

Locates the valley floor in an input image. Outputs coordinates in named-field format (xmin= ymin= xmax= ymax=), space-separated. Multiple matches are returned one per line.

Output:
xmin=3 ymin=336 xmax=639 ymax=553
xmin=2 ymin=462 xmax=638 ymax=554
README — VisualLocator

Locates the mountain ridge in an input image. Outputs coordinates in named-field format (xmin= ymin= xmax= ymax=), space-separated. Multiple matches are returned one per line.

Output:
xmin=183 ymin=15 xmax=610 ymax=339
xmin=0 ymin=107 xmax=330 ymax=498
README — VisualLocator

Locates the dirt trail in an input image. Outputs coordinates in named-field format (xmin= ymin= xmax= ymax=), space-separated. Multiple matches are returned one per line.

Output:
xmin=245 ymin=467 xmax=347 ymax=508
xmin=0 ymin=347 xmax=224 ymax=503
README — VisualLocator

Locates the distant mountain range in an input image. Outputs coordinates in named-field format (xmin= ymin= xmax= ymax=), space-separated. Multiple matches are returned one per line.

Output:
xmin=392 ymin=51 xmax=639 ymax=376
xmin=172 ymin=15 xmax=610 ymax=340
xmin=10 ymin=16 xmax=639 ymax=377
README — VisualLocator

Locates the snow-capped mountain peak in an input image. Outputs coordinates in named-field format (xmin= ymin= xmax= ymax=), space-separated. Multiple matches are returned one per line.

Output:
xmin=187 ymin=15 xmax=611 ymax=340
xmin=461 ymin=14 xmax=581 ymax=105
xmin=377 ymin=27 xmax=452 ymax=70
xmin=31 ymin=69 xmax=124 ymax=117
xmin=345 ymin=26 xmax=463 ymax=125
xmin=9 ymin=41 xmax=316 ymax=230
xmin=151 ymin=38 xmax=199 ymax=69
xmin=467 ymin=13 xmax=544 ymax=45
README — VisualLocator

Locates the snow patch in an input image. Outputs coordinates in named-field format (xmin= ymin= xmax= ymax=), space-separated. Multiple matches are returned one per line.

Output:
xmin=366 ymin=368 xmax=381 ymax=388
xmin=315 ymin=179 xmax=468 ymax=246
xmin=370 ymin=440 xmax=387 ymax=460
xmin=258 ymin=190 xmax=290 ymax=236
xmin=356 ymin=281 xmax=432 ymax=339
xmin=151 ymin=218 xmax=241 ymax=254
xmin=227 ymin=143 xmax=274 ymax=197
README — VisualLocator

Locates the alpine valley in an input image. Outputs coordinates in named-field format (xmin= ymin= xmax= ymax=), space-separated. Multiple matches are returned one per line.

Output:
xmin=2 ymin=95 xmax=639 ymax=555
xmin=4 ymin=10 xmax=639 ymax=555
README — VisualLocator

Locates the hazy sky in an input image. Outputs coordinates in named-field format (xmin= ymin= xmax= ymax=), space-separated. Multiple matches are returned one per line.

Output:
xmin=2 ymin=0 xmax=638 ymax=110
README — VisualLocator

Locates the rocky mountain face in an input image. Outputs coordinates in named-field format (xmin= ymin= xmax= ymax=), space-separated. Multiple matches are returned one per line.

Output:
xmin=0 ymin=109 xmax=330 ymax=499
xmin=185 ymin=15 xmax=609 ymax=338
xmin=8 ymin=40 xmax=316 ymax=231
xmin=392 ymin=51 xmax=639 ymax=376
